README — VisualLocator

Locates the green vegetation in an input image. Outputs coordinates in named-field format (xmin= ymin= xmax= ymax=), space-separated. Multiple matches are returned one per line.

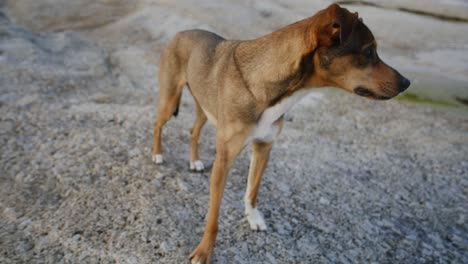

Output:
xmin=396 ymin=92 xmax=456 ymax=107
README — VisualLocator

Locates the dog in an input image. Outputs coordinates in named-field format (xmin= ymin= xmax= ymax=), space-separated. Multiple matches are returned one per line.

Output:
xmin=152 ymin=3 xmax=410 ymax=263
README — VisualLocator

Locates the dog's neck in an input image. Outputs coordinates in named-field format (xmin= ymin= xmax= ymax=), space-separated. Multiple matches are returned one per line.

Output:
xmin=234 ymin=16 xmax=322 ymax=106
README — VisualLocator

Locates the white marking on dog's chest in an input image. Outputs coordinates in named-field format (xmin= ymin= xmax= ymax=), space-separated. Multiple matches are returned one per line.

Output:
xmin=252 ymin=89 xmax=312 ymax=142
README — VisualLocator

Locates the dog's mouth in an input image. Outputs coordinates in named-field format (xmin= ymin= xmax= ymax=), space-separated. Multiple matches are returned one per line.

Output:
xmin=354 ymin=87 xmax=393 ymax=100
xmin=354 ymin=87 xmax=374 ymax=97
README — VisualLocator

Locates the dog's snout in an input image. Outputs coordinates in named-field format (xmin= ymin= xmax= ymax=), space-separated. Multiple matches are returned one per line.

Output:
xmin=399 ymin=76 xmax=411 ymax=92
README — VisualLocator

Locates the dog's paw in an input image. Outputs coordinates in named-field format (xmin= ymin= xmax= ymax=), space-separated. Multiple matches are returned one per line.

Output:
xmin=246 ymin=208 xmax=267 ymax=231
xmin=190 ymin=258 xmax=206 ymax=264
xmin=190 ymin=160 xmax=204 ymax=172
xmin=190 ymin=241 xmax=213 ymax=264
xmin=152 ymin=154 xmax=163 ymax=164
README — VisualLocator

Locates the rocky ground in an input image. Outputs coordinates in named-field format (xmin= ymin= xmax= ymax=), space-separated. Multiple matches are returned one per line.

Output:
xmin=1 ymin=0 xmax=467 ymax=263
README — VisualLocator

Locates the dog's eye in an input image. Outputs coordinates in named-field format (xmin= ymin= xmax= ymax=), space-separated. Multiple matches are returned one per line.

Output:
xmin=364 ymin=48 xmax=374 ymax=60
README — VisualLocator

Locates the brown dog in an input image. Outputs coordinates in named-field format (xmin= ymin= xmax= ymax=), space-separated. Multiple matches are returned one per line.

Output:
xmin=152 ymin=3 xmax=410 ymax=263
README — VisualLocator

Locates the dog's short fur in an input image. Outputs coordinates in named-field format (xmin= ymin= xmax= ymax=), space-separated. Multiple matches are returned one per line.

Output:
xmin=152 ymin=4 xmax=410 ymax=263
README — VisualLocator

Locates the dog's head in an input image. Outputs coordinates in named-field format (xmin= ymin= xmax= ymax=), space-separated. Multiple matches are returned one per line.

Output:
xmin=307 ymin=4 xmax=410 ymax=99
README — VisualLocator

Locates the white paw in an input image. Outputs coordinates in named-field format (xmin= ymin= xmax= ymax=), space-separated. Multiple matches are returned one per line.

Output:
xmin=246 ymin=208 xmax=267 ymax=231
xmin=152 ymin=154 xmax=163 ymax=164
xmin=189 ymin=160 xmax=204 ymax=172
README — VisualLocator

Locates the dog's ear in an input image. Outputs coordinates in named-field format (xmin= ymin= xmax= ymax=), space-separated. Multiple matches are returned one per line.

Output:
xmin=319 ymin=4 xmax=359 ymax=46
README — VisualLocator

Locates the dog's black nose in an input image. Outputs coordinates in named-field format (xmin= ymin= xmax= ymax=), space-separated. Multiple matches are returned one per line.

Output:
xmin=399 ymin=76 xmax=411 ymax=92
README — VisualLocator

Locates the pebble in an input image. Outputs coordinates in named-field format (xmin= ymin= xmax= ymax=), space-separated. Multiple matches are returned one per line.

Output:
xmin=319 ymin=197 xmax=330 ymax=205
xmin=160 ymin=241 xmax=172 ymax=253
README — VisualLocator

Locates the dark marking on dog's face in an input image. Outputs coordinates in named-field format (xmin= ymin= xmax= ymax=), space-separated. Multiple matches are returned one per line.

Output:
xmin=311 ymin=5 xmax=410 ymax=99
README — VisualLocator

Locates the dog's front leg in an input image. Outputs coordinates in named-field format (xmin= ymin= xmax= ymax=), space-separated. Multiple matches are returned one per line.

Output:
xmin=245 ymin=141 xmax=273 ymax=231
xmin=189 ymin=154 xmax=227 ymax=264
xmin=190 ymin=126 xmax=253 ymax=264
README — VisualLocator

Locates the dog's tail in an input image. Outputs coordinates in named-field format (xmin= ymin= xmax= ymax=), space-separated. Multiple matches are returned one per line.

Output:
xmin=172 ymin=93 xmax=182 ymax=117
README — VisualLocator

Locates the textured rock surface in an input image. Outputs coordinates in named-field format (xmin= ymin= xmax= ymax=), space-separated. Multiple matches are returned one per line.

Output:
xmin=5 ymin=0 xmax=138 ymax=32
xmin=342 ymin=0 xmax=468 ymax=21
xmin=1 ymin=1 xmax=467 ymax=263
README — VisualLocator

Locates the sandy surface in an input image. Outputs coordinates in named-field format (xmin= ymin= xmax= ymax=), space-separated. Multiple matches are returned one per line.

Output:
xmin=1 ymin=1 xmax=467 ymax=263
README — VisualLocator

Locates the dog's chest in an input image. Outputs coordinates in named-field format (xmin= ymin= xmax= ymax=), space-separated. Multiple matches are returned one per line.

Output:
xmin=252 ymin=89 xmax=311 ymax=142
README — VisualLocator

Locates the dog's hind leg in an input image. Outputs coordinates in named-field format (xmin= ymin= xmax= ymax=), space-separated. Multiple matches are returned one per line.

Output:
xmin=152 ymin=55 xmax=185 ymax=164
xmin=189 ymin=100 xmax=207 ymax=172
xmin=152 ymin=84 xmax=183 ymax=164
xmin=244 ymin=141 xmax=273 ymax=231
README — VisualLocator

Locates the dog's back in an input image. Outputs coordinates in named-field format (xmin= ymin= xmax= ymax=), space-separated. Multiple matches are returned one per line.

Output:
xmin=159 ymin=30 xmax=233 ymax=119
